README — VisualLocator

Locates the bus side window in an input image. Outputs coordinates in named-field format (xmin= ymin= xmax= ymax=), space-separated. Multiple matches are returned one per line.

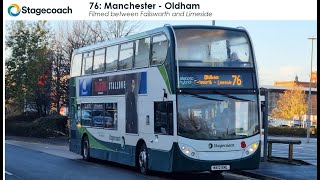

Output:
xmin=134 ymin=38 xmax=150 ymax=68
xmin=105 ymin=103 xmax=118 ymax=130
xmin=119 ymin=42 xmax=134 ymax=70
xmin=77 ymin=104 xmax=81 ymax=124
xmin=81 ymin=103 xmax=92 ymax=126
xmin=71 ymin=54 xmax=82 ymax=77
xmin=82 ymin=51 xmax=94 ymax=75
xmin=93 ymin=48 xmax=106 ymax=74
xmin=151 ymin=34 xmax=168 ymax=66
xmin=106 ymin=45 xmax=119 ymax=72
xmin=154 ymin=101 xmax=173 ymax=135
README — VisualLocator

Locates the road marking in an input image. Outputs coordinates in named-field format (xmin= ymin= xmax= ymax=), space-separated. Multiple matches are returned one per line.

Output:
xmin=5 ymin=171 xmax=13 ymax=175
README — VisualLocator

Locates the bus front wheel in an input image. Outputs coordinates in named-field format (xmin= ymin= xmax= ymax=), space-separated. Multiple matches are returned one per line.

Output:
xmin=138 ymin=143 xmax=149 ymax=174
xmin=82 ymin=136 xmax=91 ymax=161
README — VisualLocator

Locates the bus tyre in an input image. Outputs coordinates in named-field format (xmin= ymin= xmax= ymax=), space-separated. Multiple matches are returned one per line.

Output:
xmin=138 ymin=143 xmax=149 ymax=175
xmin=82 ymin=136 xmax=91 ymax=161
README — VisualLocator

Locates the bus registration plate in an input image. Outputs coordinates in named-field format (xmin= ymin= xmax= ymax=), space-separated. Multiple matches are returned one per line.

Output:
xmin=211 ymin=165 xmax=230 ymax=171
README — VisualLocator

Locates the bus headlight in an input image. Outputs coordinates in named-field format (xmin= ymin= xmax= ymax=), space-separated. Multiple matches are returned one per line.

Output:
xmin=178 ymin=143 xmax=198 ymax=158
xmin=242 ymin=141 xmax=259 ymax=158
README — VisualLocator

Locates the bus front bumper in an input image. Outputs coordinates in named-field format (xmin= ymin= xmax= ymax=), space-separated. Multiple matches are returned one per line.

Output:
xmin=149 ymin=142 xmax=260 ymax=172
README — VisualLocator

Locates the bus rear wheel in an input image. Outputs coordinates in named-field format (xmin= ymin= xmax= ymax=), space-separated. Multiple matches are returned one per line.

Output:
xmin=138 ymin=143 xmax=149 ymax=175
xmin=82 ymin=136 xmax=91 ymax=161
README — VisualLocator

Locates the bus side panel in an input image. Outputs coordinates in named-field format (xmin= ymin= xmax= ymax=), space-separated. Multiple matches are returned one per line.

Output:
xmin=69 ymin=129 xmax=81 ymax=154
xmin=69 ymin=77 xmax=82 ymax=154
xmin=82 ymin=128 xmax=136 ymax=166
xmin=148 ymin=146 xmax=174 ymax=172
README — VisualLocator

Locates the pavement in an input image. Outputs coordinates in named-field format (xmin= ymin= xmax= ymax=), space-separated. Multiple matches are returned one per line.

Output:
xmin=5 ymin=135 xmax=318 ymax=180
xmin=240 ymin=161 xmax=317 ymax=180
xmin=267 ymin=136 xmax=317 ymax=166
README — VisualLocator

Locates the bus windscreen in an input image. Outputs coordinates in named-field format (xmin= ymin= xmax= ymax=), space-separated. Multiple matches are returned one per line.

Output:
xmin=175 ymin=29 xmax=253 ymax=68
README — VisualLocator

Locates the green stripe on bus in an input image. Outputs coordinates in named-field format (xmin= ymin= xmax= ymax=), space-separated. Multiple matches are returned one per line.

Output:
xmin=158 ymin=65 xmax=172 ymax=94
xmin=80 ymin=127 xmax=116 ymax=152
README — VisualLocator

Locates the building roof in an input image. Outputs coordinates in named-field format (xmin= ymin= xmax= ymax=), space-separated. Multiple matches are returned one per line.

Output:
xmin=260 ymin=85 xmax=317 ymax=92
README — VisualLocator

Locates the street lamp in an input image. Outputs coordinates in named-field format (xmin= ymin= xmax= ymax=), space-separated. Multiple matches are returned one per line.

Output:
xmin=307 ymin=36 xmax=316 ymax=143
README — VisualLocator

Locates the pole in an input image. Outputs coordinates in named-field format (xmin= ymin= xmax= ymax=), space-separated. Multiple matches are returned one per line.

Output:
xmin=307 ymin=36 xmax=316 ymax=143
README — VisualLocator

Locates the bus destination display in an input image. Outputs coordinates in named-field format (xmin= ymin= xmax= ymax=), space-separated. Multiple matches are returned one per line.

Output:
xmin=179 ymin=71 xmax=254 ymax=89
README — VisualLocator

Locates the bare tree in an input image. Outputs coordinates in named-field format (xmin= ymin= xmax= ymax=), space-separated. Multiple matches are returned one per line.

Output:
xmin=50 ymin=20 xmax=143 ymax=113
xmin=101 ymin=21 xmax=143 ymax=40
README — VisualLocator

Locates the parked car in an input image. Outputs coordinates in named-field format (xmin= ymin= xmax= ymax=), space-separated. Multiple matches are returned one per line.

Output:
xmin=293 ymin=124 xmax=302 ymax=128
xmin=279 ymin=124 xmax=289 ymax=127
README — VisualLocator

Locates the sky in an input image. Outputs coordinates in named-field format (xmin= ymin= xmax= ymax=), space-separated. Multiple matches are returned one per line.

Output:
xmin=138 ymin=20 xmax=317 ymax=86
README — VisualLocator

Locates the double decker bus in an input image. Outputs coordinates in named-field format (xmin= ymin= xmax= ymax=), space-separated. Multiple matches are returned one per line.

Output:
xmin=69 ymin=25 xmax=261 ymax=174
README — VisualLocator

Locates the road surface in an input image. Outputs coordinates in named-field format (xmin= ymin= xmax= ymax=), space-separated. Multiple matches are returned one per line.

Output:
xmin=5 ymin=140 xmax=256 ymax=180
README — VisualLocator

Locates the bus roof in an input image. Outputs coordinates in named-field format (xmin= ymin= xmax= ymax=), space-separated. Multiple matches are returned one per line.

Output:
xmin=73 ymin=26 xmax=168 ymax=54
xmin=73 ymin=25 xmax=248 ymax=55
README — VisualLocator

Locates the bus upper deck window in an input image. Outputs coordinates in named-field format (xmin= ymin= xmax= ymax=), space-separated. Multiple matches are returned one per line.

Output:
xmin=106 ymin=45 xmax=119 ymax=72
xmin=82 ymin=51 xmax=94 ymax=75
xmin=151 ymin=34 xmax=168 ymax=66
xmin=135 ymin=38 xmax=150 ymax=68
xmin=93 ymin=48 xmax=106 ymax=74
xmin=119 ymin=42 xmax=134 ymax=70
xmin=71 ymin=54 xmax=82 ymax=77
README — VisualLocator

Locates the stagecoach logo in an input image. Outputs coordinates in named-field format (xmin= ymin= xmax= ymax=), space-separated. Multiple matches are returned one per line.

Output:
xmin=109 ymin=135 xmax=121 ymax=142
xmin=213 ymin=144 xmax=235 ymax=148
xmin=179 ymin=76 xmax=195 ymax=85
xmin=8 ymin=4 xmax=21 ymax=16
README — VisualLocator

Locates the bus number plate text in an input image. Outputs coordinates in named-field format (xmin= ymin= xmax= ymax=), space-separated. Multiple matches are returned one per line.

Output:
xmin=211 ymin=165 xmax=230 ymax=171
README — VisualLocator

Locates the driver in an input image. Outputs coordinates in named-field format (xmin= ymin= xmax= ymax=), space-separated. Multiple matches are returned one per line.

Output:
xmin=228 ymin=52 xmax=241 ymax=62
xmin=225 ymin=52 xmax=242 ymax=67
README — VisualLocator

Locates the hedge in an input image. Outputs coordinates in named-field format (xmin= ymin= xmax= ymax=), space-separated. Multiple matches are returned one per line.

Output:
xmin=5 ymin=114 xmax=69 ymax=138
xmin=5 ymin=112 xmax=41 ymax=123
xmin=268 ymin=126 xmax=317 ymax=138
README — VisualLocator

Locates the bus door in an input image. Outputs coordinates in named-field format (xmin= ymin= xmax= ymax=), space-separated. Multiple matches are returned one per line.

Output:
xmin=152 ymin=101 xmax=174 ymax=144
xmin=149 ymin=101 xmax=174 ymax=171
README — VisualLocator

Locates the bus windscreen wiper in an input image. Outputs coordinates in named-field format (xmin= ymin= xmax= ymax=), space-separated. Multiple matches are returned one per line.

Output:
xmin=181 ymin=90 xmax=223 ymax=102
xmin=211 ymin=90 xmax=254 ymax=102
